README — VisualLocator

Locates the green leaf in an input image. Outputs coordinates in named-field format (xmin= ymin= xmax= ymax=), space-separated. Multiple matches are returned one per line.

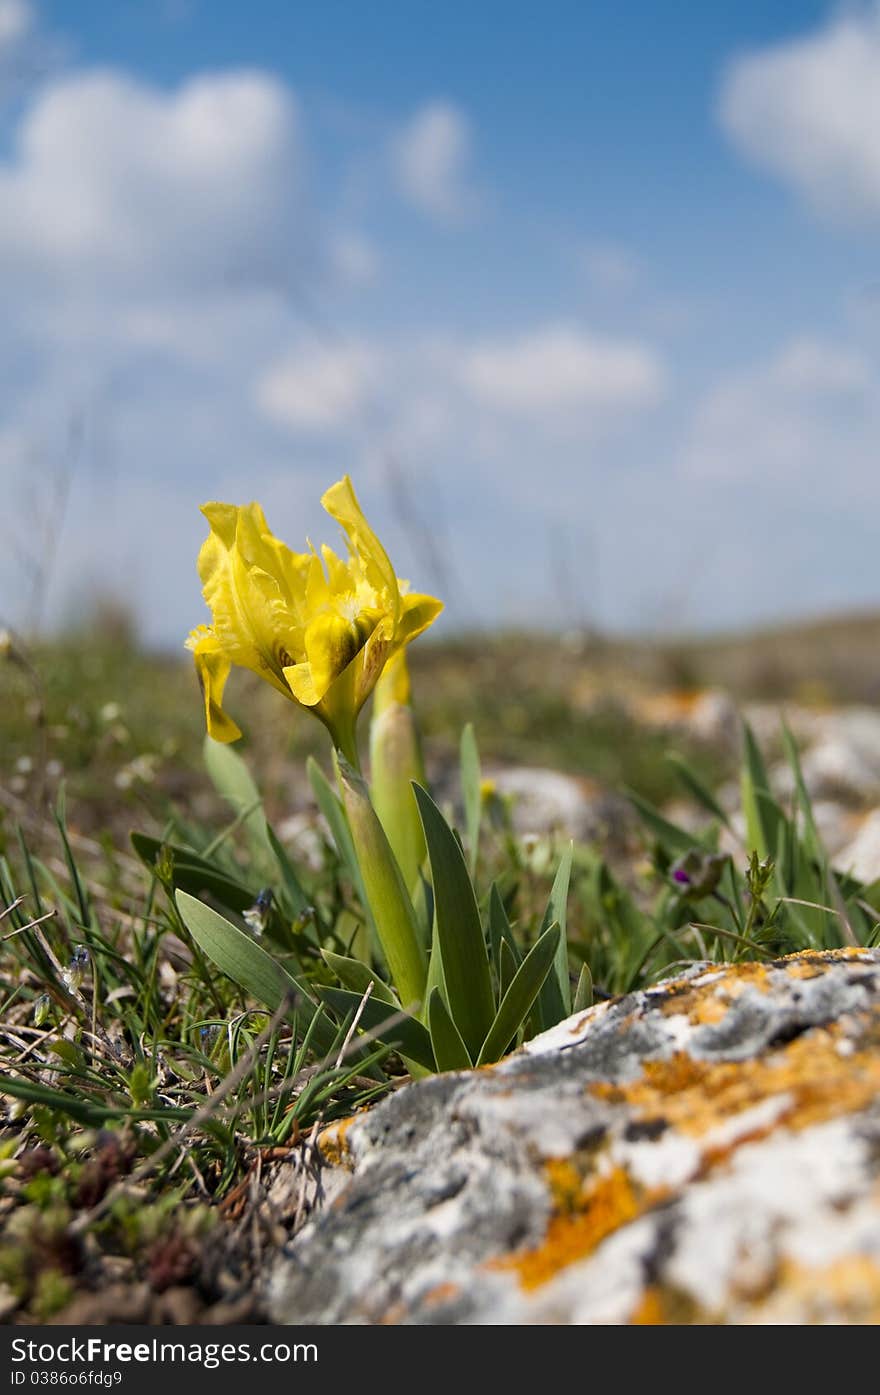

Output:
xmin=54 ymin=789 xmax=93 ymax=928
xmin=132 ymin=833 xmax=294 ymax=951
xmin=413 ymin=784 xmax=495 ymax=1059
xmin=0 ymin=1074 xmax=223 ymax=1132
xmin=780 ymin=722 xmax=823 ymax=865
xmin=499 ymin=937 xmax=520 ymax=999
xmin=337 ymin=759 xmax=426 ymax=1010
xmin=174 ymin=891 xmax=336 ymax=1054
xmin=537 ymin=842 xmax=573 ymax=1027
xmin=460 ymin=722 xmax=482 ymax=877
xmin=424 ymin=921 xmax=446 ymax=1011
xmin=203 ymin=735 xmax=271 ymax=863
xmin=308 ymin=756 xmax=360 ymax=885
xmin=132 ymin=833 xmax=250 ymax=907
xmin=428 ymin=988 xmax=473 ymax=1071
xmin=488 ymin=882 xmax=520 ymax=968
xmin=321 ymin=950 xmax=398 ymax=1007
xmin=668 ymin=753 xmax=731 ymax=828
xmin=628 ymin=791 xmax=706 ymax=855
xmin=266 ymin=825 xmax=313 ymax=921
xmin=317 ymin=986 xmax=435 ymax=1071
xmin=573 ymin=963 xmax=593 ymax=1013
xmin=741 ymin=720 xmax=784 ymax=860
xmin=410 ymin=871 xmax=434 ymax=951
xmin=478 ymin=924 xmax=561 ymax=1066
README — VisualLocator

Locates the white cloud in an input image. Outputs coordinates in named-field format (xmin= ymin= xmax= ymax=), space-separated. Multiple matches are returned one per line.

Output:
xmin=391 ymin=101 xmax=481 ymax=221
xmin=0 ymin=69 xmax=305 ymax=291
xmin=719 ymin=7 xmax=880 ymax=222
xmin=255 ymin=343 xmax=382 ymax=433
xmin=460 ymin=324 xmax=666 ymax=415
xmin=681 ymin=336 xmax=875 ymax=483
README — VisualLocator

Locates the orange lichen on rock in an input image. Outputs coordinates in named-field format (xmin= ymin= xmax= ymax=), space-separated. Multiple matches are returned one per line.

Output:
xmin=592 ymin=1024 xmax=880 ymax=1146
xmin=783 ymin=960 xmax=826 ymax=981
xmin=317 ymin=1115 xmax=357 ymax=1168
xmin=629 ymin=1288 xmax=666 ymax=1325
xmin=490 ymin=1163 xmax=659 ymax=1291
xmin=762 ymin=1255 xmax=880 ymax=1324
xmin=629 ymin=1285 xmax=711 ymax=1325
xmin=652 ymin=949 xmax=874 ymax=1026
xmin=656 ymin=962 xmax=773 ymax=1021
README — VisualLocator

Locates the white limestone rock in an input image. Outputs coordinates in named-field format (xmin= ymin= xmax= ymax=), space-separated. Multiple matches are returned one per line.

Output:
xmin=269 ymin=948 xmax=880 ymax=1325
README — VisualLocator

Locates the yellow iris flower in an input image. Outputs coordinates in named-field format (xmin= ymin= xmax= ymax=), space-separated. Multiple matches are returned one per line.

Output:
xmin=186 ymin=476 xmax=442 ymax=764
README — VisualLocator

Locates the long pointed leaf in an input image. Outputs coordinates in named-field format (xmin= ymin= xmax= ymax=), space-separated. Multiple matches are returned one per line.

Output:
xmin=478 ymin=924 xmax=561 ymax=1066
xmin=667 ymin=753 xmax=731 ymax=829
xmin=317 ymin=986 xmax=435 ymax=1070
xmin=337 ymin=759 xmax=426 ymax=1009
xmin=309 ymin=756 xmax=386 ymax=966
xmin=573 ymin=962 xmax=593 ymax=1012
xmin=628 ymin=790 xmax=706 ymax=855
xmin=741 ymin=720 xmax=784 ymax=860
xmin=174 ymin=891 xmax=336 ymax=1054
xmin=428 ymin=988 xmax=473 ymax=1071
xmin=489 ymin=882 xmax=521 ymax=966
xmin=537 ymin=842 xmax=573 ymax=1027
xmin=266 ymin=825 xmax=313 ymax=920
xmin=203 ymin=735 xmax=272 ymax=864
xmin=321 ymin=950 xmax=398 ymax=1006
xmin=460 ymin=723 xmax=482 ymax=878
xmin=413 ymin=784 xmax=494 ymax=1059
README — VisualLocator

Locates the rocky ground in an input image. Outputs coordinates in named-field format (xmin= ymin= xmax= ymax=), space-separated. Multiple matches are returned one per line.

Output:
xmin=455 ymin=692 xmax=880 ymax=884
xmin=7 ymin=641 xmax=880 ymax=1326
xmin=269 ymin=947 xmax=880 ymax=1324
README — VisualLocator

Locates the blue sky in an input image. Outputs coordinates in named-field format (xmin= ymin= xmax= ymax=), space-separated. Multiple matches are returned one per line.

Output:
xmin=3 ymin=0 xmax=880 ymax=644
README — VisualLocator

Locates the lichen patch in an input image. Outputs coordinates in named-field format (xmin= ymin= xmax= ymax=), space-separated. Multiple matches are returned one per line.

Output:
xmin=489 ymin=1162 xmax=665 ymax=1291
xmin=592 ymin=1025 xmax=880 ymax=1149
xmin=317 ymin=1115 xmax=357 ymax=1169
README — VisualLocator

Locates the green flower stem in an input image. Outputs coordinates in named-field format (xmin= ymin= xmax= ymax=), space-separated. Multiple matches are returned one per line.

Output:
xmin=334 ymin=752 xmax=427 ymax=1013
xmin=330 ymin=712 xmax=361 ymax=773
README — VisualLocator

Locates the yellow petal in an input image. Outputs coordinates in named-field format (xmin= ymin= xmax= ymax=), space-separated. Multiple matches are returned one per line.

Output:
xmin=283 ymin=660 xmax=321 ymax=707
xmin=304 ymin=609 xmax=379 ymax=703
xmin=396 ymin=592 xmax=444 ymax=646
xmin=197 ymin=502 xmax=299 ymax=688
xmin=321 ymin=476 xmax=399 ymax=623
xmin=186 ymin=627 xmax=242 ymax=743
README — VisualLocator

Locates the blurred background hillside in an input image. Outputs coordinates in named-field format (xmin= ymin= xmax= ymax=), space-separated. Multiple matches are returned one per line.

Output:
xmin=4 ymin=0 xmax=880 ymax=852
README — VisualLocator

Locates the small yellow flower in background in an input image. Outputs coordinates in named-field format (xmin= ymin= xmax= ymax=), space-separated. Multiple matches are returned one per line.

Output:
xmin=187 ymin=475 xmax=443 ymax=764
